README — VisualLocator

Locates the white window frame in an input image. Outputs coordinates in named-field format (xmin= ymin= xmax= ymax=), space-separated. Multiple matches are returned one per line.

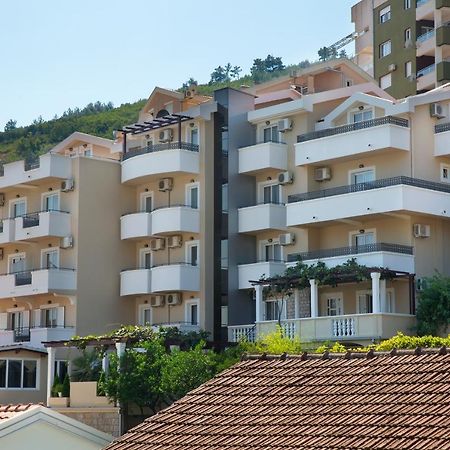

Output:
xmin=404 ymin=28 xmax=412 ymax=44
xmin=258 ymin=180 xmax=283 ymax=204
xmin=380 ymin=73 xmax=392 ymax=89
xmin=140 ymin=191 xmax=154 ymax=213
xmin=379 ymin=40 xmax=392 ymax=58
xmin=138 ymin=304 xmax=152 ymax=326
xmin=440 ymin=163 xmax=450 ymax=183
xmin=184 ymin=298 xmax=200 ymax=326
xmin=404 ymin=0 xmax=411 ymax=9
xmin=8 ymin=252 xmax=26 ymax=274
xmin=0 ymin=358 xmax=40 ymax=390
xmin=379 ymin=5 xmax=391 ymax=23
xmin=385 ymin=288 xmax=395 ymax=313
xmin=349 ymin=228 xmax=377 ymax=247
xmin=185 ymin=240 xmax=200 ymax=266
xmin=348 ymin=166 xmax=376 ymax=185
xmin=323 ymin=293 xmax=344 ymax=317
xmin=405 ymin=61 xmax=412 ymax=77
xmin=41 ymin=190 xmax=60 ymax=212
xmin=40 ymin=248 xmax=60 ymax=270
xmin=264 ymin=297 xmax=287 ymax=321
xmin=356 ymin=290 xmax=373 ymax=314
xmin=185 ymin=125 xmax=200 ymax=146
xmin=259 ymin=238 xmax=283 ymax=262
xmin=347 ymin=106 xmax=374 ymax=125
xmin=185 ymin=182 xmax=200 ymax=208
xmin=139 ymin=248 xmax=153 ymax=269
xmin=261 ymin=123 xmax=281 ymax=143
xmin=9 ymin=198 xmax=27 ymax=218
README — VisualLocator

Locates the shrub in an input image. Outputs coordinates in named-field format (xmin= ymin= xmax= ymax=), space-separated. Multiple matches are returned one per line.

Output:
xmin=61 ymin=373 xmax=70 ymax=397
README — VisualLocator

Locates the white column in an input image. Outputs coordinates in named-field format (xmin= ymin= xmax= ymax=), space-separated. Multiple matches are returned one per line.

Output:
xmin=294 ymin=289 xmax=301 ymax=319
xmin=46 ymin=347 xmax=55 ymax=406
xmin=380 ymin=279 xmax=387 ymax=313
xmin=115 ymin=342 xmax=126 ymax=369
xmin=102 ymin=354 xmax=110 ymax=376
xmin=309 ymin=279 xmax=318 ymax=318
xmin=371 ymin=272 xmax=381 ymax=314
xmin=255 ymin=285 xmax=264 ymax=322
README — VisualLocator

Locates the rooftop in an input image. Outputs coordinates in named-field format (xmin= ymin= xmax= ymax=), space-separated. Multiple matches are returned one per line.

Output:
xmin=0 ymin=404 xmax=42 ymax=421
xmin=105 ymin=348 xmax=450 ymax=450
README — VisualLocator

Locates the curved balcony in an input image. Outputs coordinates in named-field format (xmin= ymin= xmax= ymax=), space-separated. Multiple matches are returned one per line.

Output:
xmin=121 ymin=142 xmax=199 ymax=184
xmin=239 ymin=141 xmax=288 ymax=174
xmin=0 ymin=219 xmax=14 ymax=244
xmin=120 ymin=263 xmax=200 ymax=296
xmin=14 ymin=210 xmax=71 ymax=241
xmin=121 ymin=206 xmax=199 ymax=240
xmin=238 ymin=261 xmax=286 ymax=289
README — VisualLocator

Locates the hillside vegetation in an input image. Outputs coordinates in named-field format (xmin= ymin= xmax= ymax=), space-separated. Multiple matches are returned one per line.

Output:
xmin=0 ymin=51 xmax=346 ymax=163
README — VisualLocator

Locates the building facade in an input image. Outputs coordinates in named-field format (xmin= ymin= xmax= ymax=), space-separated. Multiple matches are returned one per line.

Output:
xmin=352 ymin=0 xmax=450 ymax=98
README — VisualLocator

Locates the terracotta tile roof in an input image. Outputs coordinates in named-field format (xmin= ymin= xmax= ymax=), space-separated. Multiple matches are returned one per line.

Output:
xmin=105 ymin=349 xmax=450 ymax=450
xmin=0 ymin=403 xmax=42 ymax=420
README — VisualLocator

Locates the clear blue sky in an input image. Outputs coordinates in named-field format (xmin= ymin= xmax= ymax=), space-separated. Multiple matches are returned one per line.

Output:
xmin=0 ymin=0 xmax=357 ymax=130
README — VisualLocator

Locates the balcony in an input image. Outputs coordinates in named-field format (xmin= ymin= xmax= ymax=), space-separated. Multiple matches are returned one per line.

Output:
xmin=14 ymin=211 xmax=71 ymax=241
xmin=434 ymin=122 xmax=450 ymax=155
xmin=295 ymin=117 xmax=410 ymax=166
xmin=416 ymin=0 xmax=434 ymax=21
xmin=0 ymin=154 xmax=72 ymax=190
xmin=287 ymin=176 xmax=450 ymax=226
xmin=238 ymin=261 xmax=286 ymax=289
xmin=238 ymin=141 xmax=288 ymax=174
xmin=121 ymin=206 xmax=199 ymax=240
xmin=120 ymin=263 xmax=200 ymax=296
xmin=436 ymin=25 xmax=450 ymax=46
xmin=416 ymin=30 xmax=435 ymax=57
xmin=417 ymin=64 xmax=436 ymax=91
xmin=121 ymin=142 xmax=199 ymax=184
xmin=0 ymin=219 xmax=14 ymax=244
xmin=437 ymin=60 xmax=450 ymax=82
xmin=0 ymin=269 xmax=76 ymax=299
xmin=233 ymin=313 xmax=416 ymax=343
xmin=0 ymin=326 xmax=75 ymax=348
xmin=287 ymin=243 xmax=415 ymax=273
xmin=151 ymin=322 xmax=200 ymax=333
xmin=238 ymin=203 xmax=286 ymax=234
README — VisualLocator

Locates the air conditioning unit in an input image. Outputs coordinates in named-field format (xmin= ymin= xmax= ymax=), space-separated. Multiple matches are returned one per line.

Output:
xmin=277 ymin=118 xmax=293 ymax=132
xmin=60 ymin=235 xmax=74 ymax=249
xmin=278 ymin=171 xmax=293 ymax=185
xmin=416 ymin=278 xmax=428 ymax=292
xmin=150 ymin=238 xmax=165 ymax=251
xmin=0 ymin=193 xmax=5 ymax=207
xmin=279 ymin=233 xmax=295 ymax=246
xmin=158 ymin=177 xmax=173 ymax=192
xmin=314 ymin=167 xmax=332 ymax=181
xmin=61 ymin=179 xmax=74 ymax=192
xmin=430 ymin=103 xmax=445 ymax=119
xmin=150 ymin=295 xmax=165 ymax=307
xmin=413 ymin=224 xmax=430 ymax=238
xmin=388 ymin=63 xmax=397 ymax=72
xmin=159 ymin=129 xmax=173 ymax=143
xmin=166 ymin=293 xmax=181 ymax=306
xmin=168 ymin=235 xmax=182 ymax=248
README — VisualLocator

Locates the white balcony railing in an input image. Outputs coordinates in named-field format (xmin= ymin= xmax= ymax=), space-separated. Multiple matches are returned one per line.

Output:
xmin=238 ymin=141 xmax=288 ymax=174
xmin=14 ymin=211 xmax=71 ymax=241
xmin=0 ymin=219 xmax=14 ymax=244
xmin=238 ymin=203 xmax=286 ymax=233
xmin=121 ymin=206 xmax=199 ymax=239
xmin=238 ymin=261 xmax=287 ymax=289
xmin=0 ymin=327 xmax=75 ymax=349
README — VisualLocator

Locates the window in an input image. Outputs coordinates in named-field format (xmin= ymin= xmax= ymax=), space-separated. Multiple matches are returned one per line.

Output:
xmin=42 ymin=307 xmax=58 ymax=328
xmin=9 ymin=253 xmax=26 ymax=274
xmin=345 ymin=79 xmax=353 ymax=87
xmin=261 ymin=240 xmax=282 ymax=262
xmin=263 ymin=125 xmax=279 ymax=143
xmin=265 ymin=299 xmax=286 ymax=321
xmin=441 ymin=164 xmax=450 ymax=183
xmin=326 ymin=297 xmax=343 ymax=316
xmin=140 ymin=249 xmax=152 ymax=269
xmin=386 ymin=290 xmax=395 ymax=313
xmin=380 ymin=73 xmax=392 ymax=89
xmin=221 ymin=306 xmax=228 ymax=327
xmin=405 ymin=61 xmax=412 ymax=78
xmin=140 ymin=192 xmax=153 ymax=213
xmin=43 ymin=192 xmax=60 ymax=212
xmin=221 ymin=184 xmax=228 ymax=212
xmin=138 ymin=306 xmax=152 ymax=326
xmin=221 ymin=240 xmax=228 ymax=269
xmin=379 ymin=40 xmax=391 ymax=58
xmin=185 ymin=299 xmax=200 ymax=326
xmin=404 ymin=0 xmax=411 ymax=9
xmin=0 ymin=359 xmax=37 ymax=389
xmin=186 ymin=241 xmax=199 ymax=266
xmin=84 ymin=148 xmax=93 ymax=157
xmin=405 ymin=28 xmax=412 ymax=45
xmin=357 ymin=292 xmax=373 ymax=314
xmin=190 ymin=128 xmax=199 ymax=146
xmin=379 ymin=5 xmax=391 ymax=23
xmin=10 ymin=199 xmax=26 ymax=218
xmin=352 ymin=231 xmax=375 ymax=247
xmin=262 ymin=183 xmax=281 ymax=204
xmin=351 ymin=109 xmax=373 ymax=123
xmin=186 ymin=183 xmax=199 ymax=209
xmin=41 ymin=248 xmax=59 ymax=269
xmin=351 ymin=168 xmax=375 ymax=185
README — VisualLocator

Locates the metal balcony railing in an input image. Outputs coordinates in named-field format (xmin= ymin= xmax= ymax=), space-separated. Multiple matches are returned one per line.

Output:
xmin=12 ymin=327 xmax=31 ymax=342
xmin=287 ymin=243 xmax=414 ymax=263
xmin=122 ymin=142 xmax=199 ymax=161
xmin=416 ymin=0 xmax=431 ymax=6
xmin=296 ymin=116 xmax=409 ymax=143
xmin=24 ymin=158 xmax=40 ymax=171
xmin=417 ymin=29 xmax=435 ymax=43
xmin=288 ymin=176 xmax=450 ymax=203
xmin=435 ymin=122 xmax=450 ymax=133
xmin=417 ymin=64 xmax=435 ymax=78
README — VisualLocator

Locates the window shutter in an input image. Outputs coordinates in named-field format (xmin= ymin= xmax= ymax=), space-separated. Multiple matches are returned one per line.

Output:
xmin=33 ymin=310 xmax=41 ymax=328
xmin=22 ymin=311 xmax=30 ymax=328
xmin=336 ymin=298 xmax=343 ymax=315
xmin=0 ymin=313 xmax=7 ymax=330
xmin=56 ymin=307 xmax=65 ymax=327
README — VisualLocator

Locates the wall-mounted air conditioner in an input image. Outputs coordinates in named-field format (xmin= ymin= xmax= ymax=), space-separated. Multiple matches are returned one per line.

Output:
xmin=413 ymin=224 xmax=430 ymax=238
xmin=279 ymin=233 xmax=295 ymax=246
xmin=277 ymin=118 xmax=293 ymax=132
xmin=430 ymin=103 xmax=445 ymax=119
xmin=168 ymin=235 xmax=182 ymax=248
xmin=60 ymin=236 xmax=74 ymax=249
xmin=278 ymin=171 xmax=293 ymax=185
xmin=166 ymin=293 xmax=181 ymax=306
xmin=159 ymin=129 xmax=173 ymax=143
xmin=158 ymin=178 xmax=173 ymax=192
xmin=61 ymin=179 xmax=74 ymax=192
xmin=314 ymin=167 xmax=332 ymax=181
xmin=0 ymin=193 xmax=5 ymax=207
xmin=150 ymin=295 xmax=165 ymax=307
xmin=150 ymin=238 xmax=165 ymax=251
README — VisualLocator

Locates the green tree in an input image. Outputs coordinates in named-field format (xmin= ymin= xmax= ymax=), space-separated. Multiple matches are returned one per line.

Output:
xmin=182 ymin=78 xmax=198 ymax=90
xmin=230 ymin=65 xmax=242 ymax=80
xmin=4 ymin=119 xmax=17 ymax=132
xmin=318 ymin=46 xmax=330 ymax=61
xmin=71 ymin=349 xmax=102 ymax=382
xmin=209 ymin=66 xmax=227 ymax=84
xmin=264 ymin=54 xmax=285 ymax=73
xmin=61 ymin=373 xmax=70 ymax=397
xmin=339 ymin=49 xmax=348 ymax=59
xmin=416 ymin=273 xmax=450 ymax=335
